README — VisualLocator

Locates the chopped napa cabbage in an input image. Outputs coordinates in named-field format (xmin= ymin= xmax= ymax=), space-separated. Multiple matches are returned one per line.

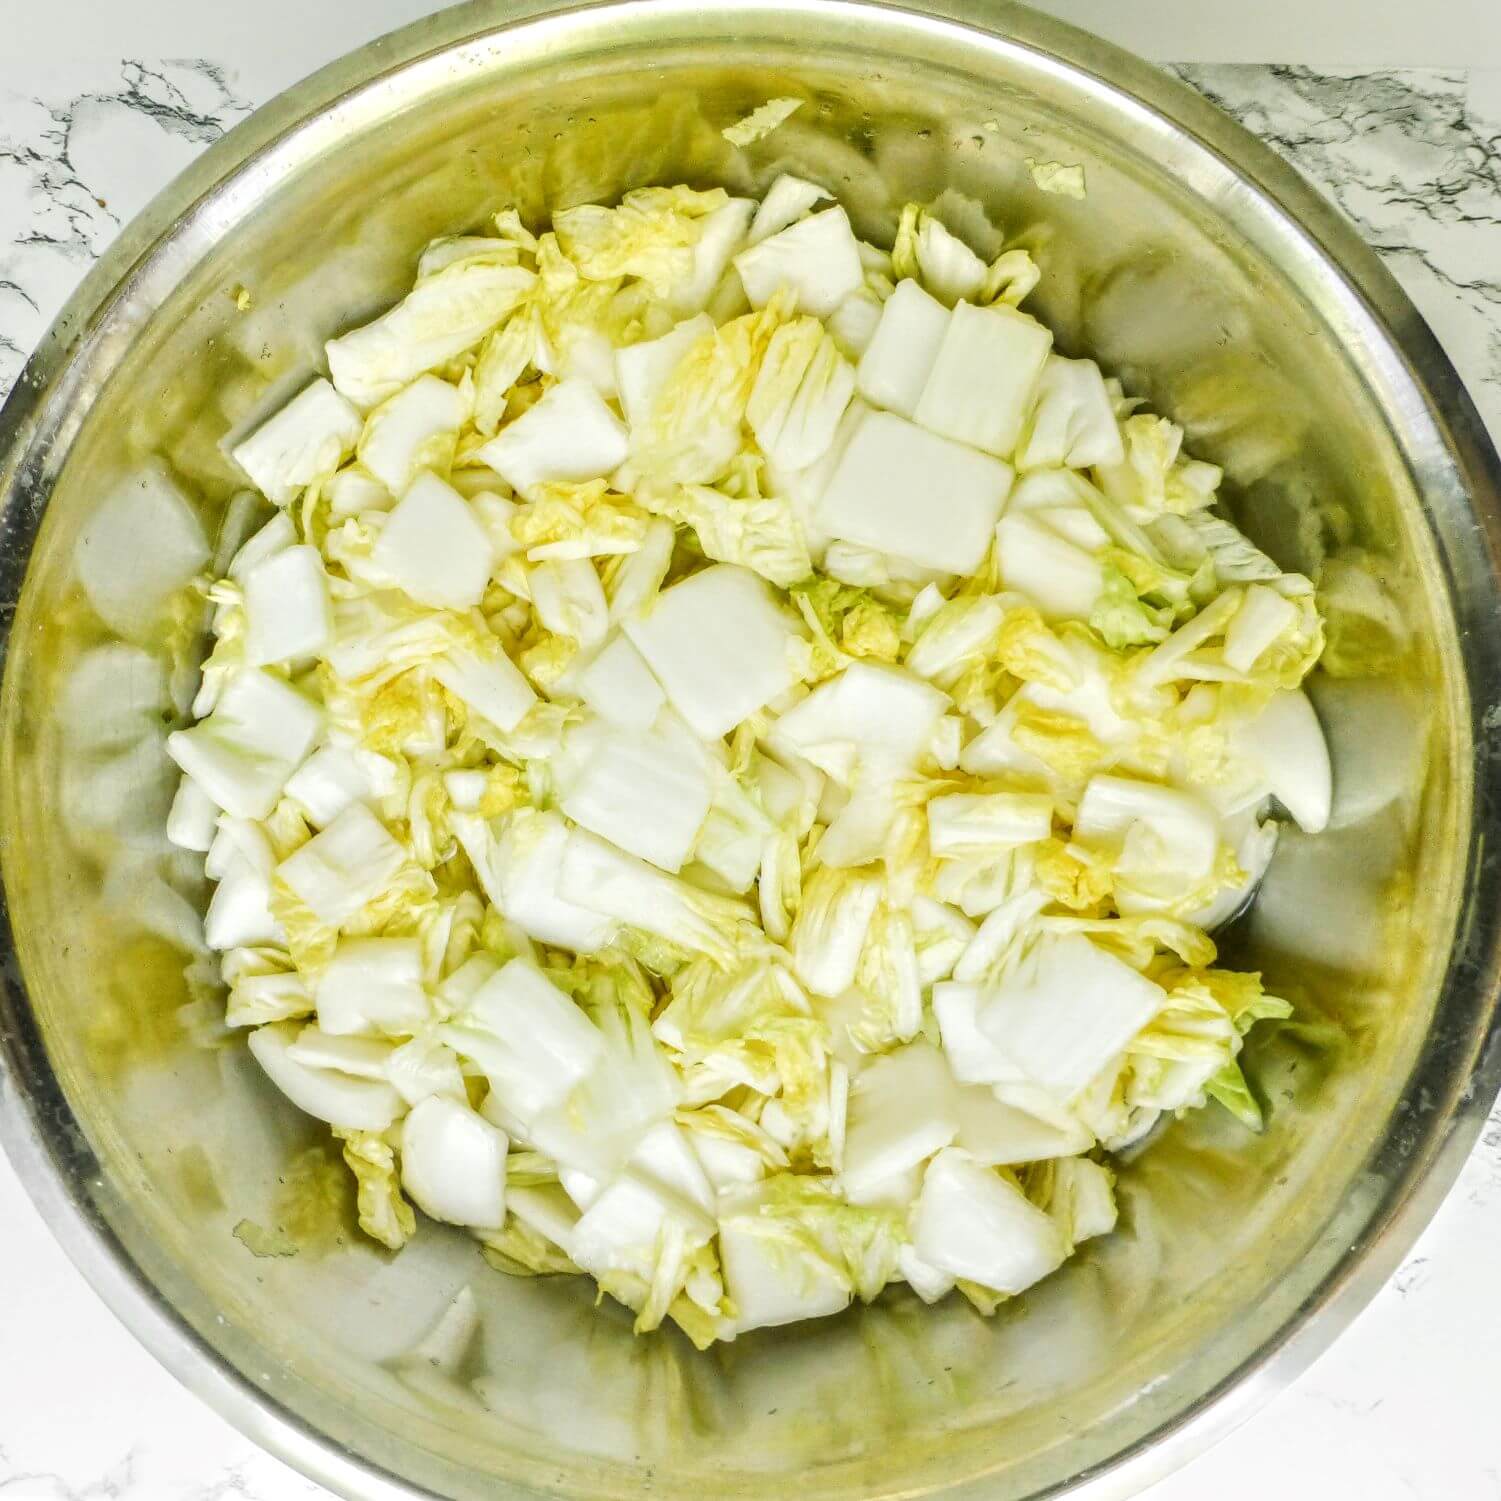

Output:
xmin=386 ymin=1033 xmax=466 ymax=1107
xmin=826 ymin=286 xmax=884 ymax=361
xmin=1183 ymin=510 xmax=1282 ymax=583
xmin=471 ymin=314 xmax=538 ymax=436
xmin=604 ymin=515 xmax=675 ymax=624
xmin=443 ymin=957 xmax=606 ymax=1123
xmin=529 ymin=556 xmax=610 ymax=654
xmin=231 ymin=378 xmax=362 ymax=506
xmin=640 ymin=482 xmax=811 ymax=588
xmin=416 ymin=234 xmax=521 ymax=278
xmin=554 ymin=717 xmax=713 ymax=873
xmin=981 ymin=248 xmax=1042 ymax=309
xmin=357 ymin=374 xmax=468 ymax=495
xmin=747 ymin=315 xmax=856 ymax=472
xmin=723 ymin=96 xmax=803 ymax=147
xmin=720 ymin=1174 xmax=903 ymax=1325
xmin=912 ymin=895 xmax=976 ymax=986
xmin=927 ymin=791 xmax=1053 ymax=859
xmin=904 ymin=593 xmax=1005 ymax=684
xmin=371 ymin=471 xmax=496 ymax=610
xmin=954 ymin=1087 xmax=1092 ymax=1167
xmin=479 ymin=1210 xmax=581 ymax=1279
xmin=890 ymin=204 xmax=988 ymax=307
xmin=788 ymin=575 xmax=904 ymax=669
xmin=283 ymin=1027 xmax=397 ymax=1081
xmin=524 ymin=239 xmax=646 ymax=398
xmin=975 ymin=933 xmax=1166 ymax=1103
xmin=628 ymin=1118 xmax=716 ymax=1213
xmin=962 ymin=634 xmax=1135 ymax=782
xmin=1089 ymin=559 xmax=1176 ymax=649
xmin=615 ymin=313 xmax=715 ymax=430
xmin=501 ymin=1181 xmax=581 ymax=1259
xmin=401 ymin=1095 xmax=508 ymax=1229
xmin=855 ymin=278 xmax=951 ymax=419
xmin=275 ymin=803 xmax=410 ymax=927
xmin=1223 ymin=583 xmax=1299 ymax=673
xmin=772 ymin=661 xmax=948 ymax=781
xmin=625 ymin=300 xmax=787 ymax=486
xmin=914 ymin=301 xmax=1052 ymax=459
xmin=432 ymin=634 xmax=537 ymax=733
xmin=1095 ymin=414 xmax=1222 ymax=522
xmin=327 ymin=259 xmax=534 ymax=408
xmin=222 ymin=947 xmax=312 ymax=1029
xmin=1028 ymin=1156 xmax=1116 ymax=1251
xmin=749 ymin=174 xmax=834 ymax=244
xmin=1015 ymin=355 xmax=1125 ymax=472
xmin=671 ymin=196 xmax=756 ymax=317
xmin=570 ymin=1168 xmax=717 ymax=1324
xmin=1026 ymin=158 xmax=1087 ymax=198
xmin=1036 ymin=831 xmax=1114 ymax=909
xmin=1132 ymin=581 xmax=1323 ymax=697
xmin=814 ymin=780 xmax=902 ymax=871
xmin=692 ymin=757 xmax=776 ymax=894
xmin=653 ymin=957 xmax=816 ymax=1100
xmin=454 ymin=808 xmax=615 ymax=952
xmin=227 ymin=510 xmax=296 ymax=582
xmin=559 ymin=830 xmax=754 ymax=967
xmin=167 ymin=668 xmax=322 ymax=821
xmin=994 ymin=511 xmax=1103 ymax=623
xmin=327 ymin=466 xmax=393 ymax=518
xmin=167 ymin=774 xmax=220 ymax=853
xmin=282 ymin=745 xmax=377 ymax=829
xmin=507 ymin=479 xmax=647 ymax=562
xmin=247 ymin=1021 xmax=403 ymax=1131
xmin=242 ymin=545 xmax=331 ymax=668
xmin=315 ymin=937 xmax=429 ymax=1037
xmin=185 ymin=171 xmax=1326 ymax=1345
xmin=789 ymin=867 xmax=883 ymax=998
xmin=951 ymin=885 xmax=1050 ymax=984
xmin=934 ymin=980 xmax=1029 ymax=1087
xmin=678 ymin=1102 xmax=790 ymax=1189
xmin=841 ymin=1044 xmax=960 ymax=1201
xmin=1231 ymin=687 xmax=1331 ymax=833
xmin=896 ymin=1244 xmax=957 ymax=1304
xmin=337 ymin=1128 xmax=417 ymax=1250
xmin=574 ymin=634 xmax=666 ymax=730
xmin=847 ymin=901 xmax=924 ymax=1048
xmin=476 ymin=378 xmax=629 ymax=499
xmin=912 ymin=1148 xmax=1068 ymax=1296
xmin=1123 ymin=965 xmax=1290 ymax=1129
xmin=529 ymin=983 xmax=683 ymax=1181
xmin=815 ymin=408 xmax=1013 ymax=575
xmin=623 ymin=563 xmax=803 ymax=738
xmin=734 ymin=205 xmax=865 ymax=317
xmin=204 ymin=850 xmax=283 ymax=952
xmin=554 ymin=185 xmax=729 ymax=296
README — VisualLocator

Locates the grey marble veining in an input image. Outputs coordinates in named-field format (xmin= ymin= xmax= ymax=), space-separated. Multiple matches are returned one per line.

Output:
xmin=2 ymin=55 xmax=1501 ymax=1501
xmin=0 ymin=59 xmax=253 ymax=389
xmin=1174 ymin=64 xmax=1501 ymax=445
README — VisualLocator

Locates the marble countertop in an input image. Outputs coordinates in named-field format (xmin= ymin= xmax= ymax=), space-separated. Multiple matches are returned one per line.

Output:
xmin=4 ymin=4 xmax=1501 ymax=1499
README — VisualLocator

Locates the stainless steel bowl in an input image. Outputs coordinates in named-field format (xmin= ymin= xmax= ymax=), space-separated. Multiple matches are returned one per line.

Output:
xmin=3 ymin=2 xmax=1501 ymax=1497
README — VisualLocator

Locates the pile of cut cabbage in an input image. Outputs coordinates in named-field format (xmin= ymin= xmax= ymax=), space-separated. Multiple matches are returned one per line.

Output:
xmin=166 ymin=178 xmax=1331 ymax=1346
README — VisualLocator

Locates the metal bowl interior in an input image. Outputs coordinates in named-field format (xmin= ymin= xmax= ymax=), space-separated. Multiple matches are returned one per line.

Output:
xmin=2 ymin=2 xmax=1501 ymax=1499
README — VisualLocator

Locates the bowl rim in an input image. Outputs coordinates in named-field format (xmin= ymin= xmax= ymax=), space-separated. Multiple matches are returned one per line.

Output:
xmin=3 ymin=2 xmax=1501 ymax=1498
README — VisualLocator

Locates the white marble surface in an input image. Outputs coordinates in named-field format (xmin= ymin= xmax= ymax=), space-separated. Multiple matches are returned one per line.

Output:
xmin=4 ymin=6 xmax=1501 ymax=1499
